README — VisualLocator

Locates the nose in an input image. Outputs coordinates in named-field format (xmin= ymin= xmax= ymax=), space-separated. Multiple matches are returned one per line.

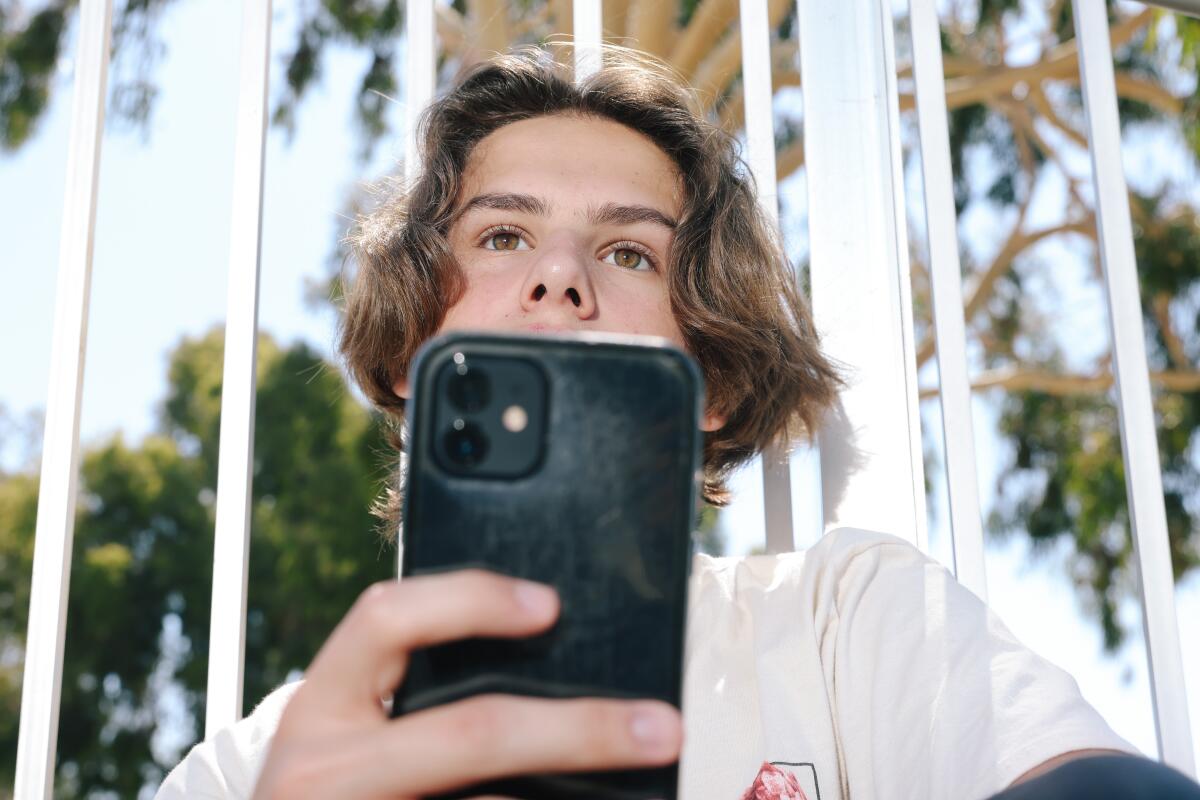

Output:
xmin=518 ymin=237 xmax=597 ymax=319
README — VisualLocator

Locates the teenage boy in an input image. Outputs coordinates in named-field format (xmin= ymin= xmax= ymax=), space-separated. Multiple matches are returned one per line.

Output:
xmin=158 ymin=47 xmax=1200 ymax=800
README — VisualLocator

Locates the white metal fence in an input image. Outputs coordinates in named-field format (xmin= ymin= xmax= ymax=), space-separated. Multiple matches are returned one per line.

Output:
xmin=14 ymin=0 xmax=1199 ymax=796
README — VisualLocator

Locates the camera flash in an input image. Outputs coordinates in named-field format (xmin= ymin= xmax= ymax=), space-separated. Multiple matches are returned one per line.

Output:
xmin=501 ymin=404 xmax=528 ymax=433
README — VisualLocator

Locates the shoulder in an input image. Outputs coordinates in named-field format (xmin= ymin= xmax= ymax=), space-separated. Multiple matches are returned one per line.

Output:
xmin=801 ymin=526 xmax=922 ymax=568
xmin=154 ymin=680 xmax=303 ymax=799
xmin=691 ymin=526 xmax=925 ymax=591
xmin=686 ymin=527 xmax=928 ymax=634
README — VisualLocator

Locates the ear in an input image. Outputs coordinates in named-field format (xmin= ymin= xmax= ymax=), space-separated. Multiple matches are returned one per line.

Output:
xmin=393 ymin=376 xmax=410 ymax=400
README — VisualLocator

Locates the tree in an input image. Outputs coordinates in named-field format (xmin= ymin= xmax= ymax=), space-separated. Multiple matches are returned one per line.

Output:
xmin=910 ymin=3 xmax=1200 ymax=650
xmin=4 ymin=0 xmax=1200 ymax=789
xmin=0 ymin=330 xmax=394 ymax=797
xmin=0 ymin=326 xmax=718 ymax=796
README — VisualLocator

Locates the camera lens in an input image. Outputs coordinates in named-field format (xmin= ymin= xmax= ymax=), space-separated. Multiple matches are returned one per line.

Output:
xmin=443 ymin=423 xmax=489 ymax=467
xmin=447 ymin=368 xmax=490 ymax=412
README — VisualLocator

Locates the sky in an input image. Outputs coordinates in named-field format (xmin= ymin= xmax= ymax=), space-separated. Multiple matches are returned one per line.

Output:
xmin=2 ymin=0 xmax=1198 ymax=776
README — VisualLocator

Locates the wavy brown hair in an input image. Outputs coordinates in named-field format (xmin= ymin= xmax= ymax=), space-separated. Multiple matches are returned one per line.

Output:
xmin=339 ymin=44 xmax=841 ymax=524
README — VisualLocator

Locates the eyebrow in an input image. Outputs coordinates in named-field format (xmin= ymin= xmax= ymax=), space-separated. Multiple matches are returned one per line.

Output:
xmin=452 ymin=192 xmax=677 ymax=231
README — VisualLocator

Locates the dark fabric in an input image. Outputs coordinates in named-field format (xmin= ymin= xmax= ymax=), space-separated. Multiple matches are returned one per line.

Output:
xmin=986 ymin=755 xmax=1200 ymax=800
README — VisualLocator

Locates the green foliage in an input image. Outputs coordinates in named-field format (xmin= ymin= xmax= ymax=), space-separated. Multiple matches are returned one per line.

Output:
xmin=0 ymin=472 xmax=38 ymax=769
xmin=989 ymin=384 xmax=1200 ymax=650
xmin=0 ymin=329 xmax=394 ymax=797
xmin=986 ymin=198 xmax=1200 ymax=650
xmin=1175 ymin=17 xmax=1200 ymax=162
xmin=976 ymin=0 xmax=1020 ymax=28
xmin=271 ymin=0 xmax=403 ymax=159
xmin=924 ymin=5 xmax=1200 ymax=651
xmin=0 ymin=1 xmax=70 ymax=150
xmin=0 ymin=0 xmax=402 ymax=158
xmin=5 ymin=1 xmax=1200 ymax=788
xmin=0 ymin=0 xmax=182 ymax=151
xmin=677 ymin=0 xmax=703 ymax=28
xmin=946 ymin=102 xmax=988 ymax=214
xmin=1049 ymin=0 xmax=1124 ymax=42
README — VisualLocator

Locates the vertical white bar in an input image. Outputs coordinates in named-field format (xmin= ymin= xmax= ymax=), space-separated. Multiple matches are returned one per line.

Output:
xmin=909 ymin=0 xmax=987 ymax=599
xmin=1072 ymin=0 xmax=1195 ymax=775
xmin=574 ymin=0 xmax=603 ymax=80
xmin=14 ymin=2 xmax=113 ymax=796
xmin=401 ymin=0 xmax=435 ymax=574
xmin=797 ymin=0 xmax=927 ymax=548
xmin=405 ymin=0 xmax=435 ymax=185
xmin=204 ymin=0 xmax=272 ymax=737
xmin=739 ymin=0 xmax=795 ymax=553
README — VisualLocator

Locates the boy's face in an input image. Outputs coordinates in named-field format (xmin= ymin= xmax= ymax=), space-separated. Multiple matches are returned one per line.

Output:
xmin=441 ymin=113 xmax=684 ymax=342
xmin=417 ymin=113 xmax=724 ymax=431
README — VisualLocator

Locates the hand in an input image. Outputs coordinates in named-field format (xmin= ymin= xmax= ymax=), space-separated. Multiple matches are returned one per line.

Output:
xmin=252 ymin=569 xmax=683 ymax=799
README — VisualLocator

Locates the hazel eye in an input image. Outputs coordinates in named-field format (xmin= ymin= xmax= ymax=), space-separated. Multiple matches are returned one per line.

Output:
xmin=603 ymin=245 xmax=655 ymax=271
xmin=487 ymin=231 xmax=524 ymax=251
xmin=612 ymin=249 xmax=642 ymax=269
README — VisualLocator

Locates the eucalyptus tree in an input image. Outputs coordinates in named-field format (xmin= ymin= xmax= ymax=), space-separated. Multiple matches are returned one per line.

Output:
xmin=2 ymin=0 xmax=1199 ymax=795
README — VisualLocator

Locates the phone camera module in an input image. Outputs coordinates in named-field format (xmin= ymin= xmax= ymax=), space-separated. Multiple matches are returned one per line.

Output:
xmin=443 ymin=423 xmax=489 ymax=467
xmin=433 ymin=354 xmax=545 ymax=478
xmin=447 ymin=368 xmax=490 ymax=413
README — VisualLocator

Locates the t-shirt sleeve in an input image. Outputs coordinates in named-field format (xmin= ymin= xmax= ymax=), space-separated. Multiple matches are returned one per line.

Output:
xmin=155 ymin=680 xmax=302 ymax=800
xmin=821 ymin=530 xmax=1139 ymax=800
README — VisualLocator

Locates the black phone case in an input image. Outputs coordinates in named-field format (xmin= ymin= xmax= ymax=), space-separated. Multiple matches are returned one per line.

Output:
xmin=394 ymin=332 xmax=701 ymax=800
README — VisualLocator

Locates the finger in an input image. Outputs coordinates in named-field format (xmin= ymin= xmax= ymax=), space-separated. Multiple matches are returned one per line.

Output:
xmin=357 ymin=695 xmax=683 ymax=797
xmin=304 ymin=571 xmax=559 ymax=708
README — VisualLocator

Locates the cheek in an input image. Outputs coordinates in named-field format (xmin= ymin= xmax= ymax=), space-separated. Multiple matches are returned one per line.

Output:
xmin=602 ymin=278 xmax=684 ymax=345
xmin=438 ymin=261 xmax=518 ymax=331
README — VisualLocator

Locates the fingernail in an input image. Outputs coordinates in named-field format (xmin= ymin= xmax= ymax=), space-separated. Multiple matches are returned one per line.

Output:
xmin=630 ymin=703 xmax=676 ymax=751
xmin=514 ymin=580 xmax=557 ymax=616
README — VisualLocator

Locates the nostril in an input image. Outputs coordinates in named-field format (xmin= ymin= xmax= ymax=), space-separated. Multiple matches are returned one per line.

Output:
xmin=566 ymin=287 xmax=581 ymax=307
xmin=532 ymin=284 xmax=547 ymax=301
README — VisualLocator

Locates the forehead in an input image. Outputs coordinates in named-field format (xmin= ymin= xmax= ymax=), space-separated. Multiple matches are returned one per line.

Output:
xmin=458 ymin=114 xmax=683 ymax=215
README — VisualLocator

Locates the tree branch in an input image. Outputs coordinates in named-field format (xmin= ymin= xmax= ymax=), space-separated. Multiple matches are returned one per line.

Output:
xmin=1028 ymin=84 xmax=1089 ymax=150
xmin=693 ymin=28 xmax=743 ymax=109
xmin=692 ymin=0 xmax=792 ymax=111
xmin=669 ymin=0 xmax=740 ymax=80
xmin=717 ymin=39 xmax=799 ymax=135
xmin=898 ymin=66 xmax=1182 ymax=125
xmin=934 ymin=8 xmax=1154 ymax=110
xmin=512 ymin=3 xmax=553 ymax=39
xmin=997 ymin=96 xmax=1039 ymax=183
xmin=916 ymin=192 xmax=1035 ymax=368
xmin=896 ymin=8 xmax=1159 ymax=116
xmin=436 ymin=5 xmax=467 ymax=55
xmin=919 ymin=366 xmax=1200 ymax=399
xmin=777 ymin=137 xmax=804 ymax=178
xmin=990 ymin=90 xmax=1095 ymax=218
xmin=1063 ymin=72 xmax=1184 ymax=117
xmin=915 ymin=218 xmax=1095 ymax=368
xmin=627 ymin=0 xmax=676 ymax=59
xmin=467 ymin=0 xmax=511 ymax=59
xmin=996 ymin=95 xmax=1094 ymax=213
xmin=898 ymin=53 xmax=988 ymax=80
xmin=603 ymin=0 xmax=632 ymax=39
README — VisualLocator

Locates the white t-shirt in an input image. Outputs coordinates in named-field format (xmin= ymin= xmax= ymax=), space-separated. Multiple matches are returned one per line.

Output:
xmin=157 ymin=528 xmax=1137 ymax=800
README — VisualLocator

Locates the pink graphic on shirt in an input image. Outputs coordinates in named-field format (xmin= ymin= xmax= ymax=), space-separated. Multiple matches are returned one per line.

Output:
xmin=740 ymin=762 xmax=810 ymax=800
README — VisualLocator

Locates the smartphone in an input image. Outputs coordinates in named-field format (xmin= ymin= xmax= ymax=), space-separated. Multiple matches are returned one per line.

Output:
xmin=392 ymin=331 xmax=702 ymax=800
